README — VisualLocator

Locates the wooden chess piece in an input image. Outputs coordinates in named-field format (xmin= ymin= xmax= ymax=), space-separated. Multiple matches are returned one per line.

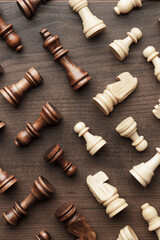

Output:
xmin=143 ymin=46 xmax=160 ymax=81
xmin=87 ymin=171 xmax=128 ymax=218
xmin=93 ymin=72 xmax=138 ymax=116
xmin=153 ymin=99 xmax=160 ymax=119
xmin=55 ymin=202 xmax=96 ymax=239
xmin=74 ymin=122 xmax=107 ymax=156
xmin=0 ymin=168 xmax=18 ymax=193
xmin=141 ymin=203 xmax=160 ymax=240
xmin=0 ymin=121 xmax=5 ymax=131
xmin=114 ymin=0 xmax=143 ymax=15
xmin=109 ymin=27 xmax=142 ymax=61
xmin=130 ymin=148 xmax=160 ymax=187
xmin=3 ymin=176 xmax=54 ymax=226
xmin=40 ymin=28 xmax=91 ymax=90
xmin=116 ymin=117 xmax=148 ymax=152
xmin=44 ymin=144 xmax=77 ymax=177
xmin=15 ymin=102 xmax=62 ymax=147
xmin=68 ymin=0 xmax=106 ymax=39
xmin=1 ymin=67 xmax=43 ymax=107
xmin=36 ymin=230 xmax=50 ymax=240
xmin=0 ymin=11 xmax=23 ymax=51
xmin=0 ymin=64 xmax=3 ymax=75
xmin=117 ymin=226 xmax=139 ymax=240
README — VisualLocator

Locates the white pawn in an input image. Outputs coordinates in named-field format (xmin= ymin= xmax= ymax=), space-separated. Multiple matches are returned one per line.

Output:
xmin=117 ymin=226 xmax=139 ymax=240
xmin=141 ymin=203 xmax=160 ymax=240
xmin=74 ymin=122 xmax=107 ymax=156
xmin=114 ymin=0 xmax=143 ymax=15
xmin=68 ymin=0 xmax=106 ymax=39
xmin=153 ymin=99 xmax=160 ymax=119
xmin=109 ymin=27 xmax=142 ymax=61
xmin=143 ymin=46 xmax=160 ymax=81
xmin=130 ymin=147 xmax=160 ymax=187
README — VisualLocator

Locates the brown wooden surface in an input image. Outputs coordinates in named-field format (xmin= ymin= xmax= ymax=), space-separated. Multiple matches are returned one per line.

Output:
xmin=0 ymin=1 xmax=160 ymax=239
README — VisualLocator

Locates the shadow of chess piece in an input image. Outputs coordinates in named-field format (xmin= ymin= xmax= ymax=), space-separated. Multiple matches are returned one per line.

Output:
xmin=0 ymin=121 xmax=5 ymax=132
xmin=0 ymin=65 xmax=3 ymax=75
xmin=0 ymin=168 xmax=18 ymax=193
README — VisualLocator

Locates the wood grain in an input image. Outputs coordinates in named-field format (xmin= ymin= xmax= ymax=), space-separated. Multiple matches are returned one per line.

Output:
xmin=0 ymin=1 xmax=160 ymax=240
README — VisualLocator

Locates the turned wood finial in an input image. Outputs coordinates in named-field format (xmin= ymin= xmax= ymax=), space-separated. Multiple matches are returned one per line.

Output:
xmin=36 ymin=230 xmax=50 ymax=240
xmin=0 ymin=168 xmax=18 ymax=193
xmin=114 ymin=0 xmax=143 ymax=15
xmin=0 ymin=121 xmax=5 ymax=131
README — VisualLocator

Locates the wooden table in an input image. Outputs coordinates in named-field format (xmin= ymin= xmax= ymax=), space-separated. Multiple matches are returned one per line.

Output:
xmin=0 ymin=1 xmax=160 ymax=239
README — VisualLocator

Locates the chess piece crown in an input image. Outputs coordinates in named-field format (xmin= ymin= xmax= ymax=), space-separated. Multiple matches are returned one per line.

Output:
xmin=153 ymin=99 xmax=160 ymax=119
xmin=114 ymin=0 xmax=143 ymax=15
xmin=117 ymin=226 xmax=139 ymax=240
xmin=36 ymin=230 xmax=50 ymax=240
xmin=0 ymin=168 xmax=18 ymax=194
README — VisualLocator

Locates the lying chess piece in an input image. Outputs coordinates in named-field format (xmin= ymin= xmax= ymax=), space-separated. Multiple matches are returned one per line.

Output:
xmin=109 ymin=27 xmax=142 ymax=61
xmin=114 ymin=0 xmax=143 ymax=15
xmin=141 ymin=203 xmax=160 ymax=240
xmin=153 ymin=99 xmax=160 ymax=119
xmin=68 ymin=0 xmax=106 ymax=39
xmin=130 ymin=147 xmax=160 ymax=187
xmin=143 ymin=46 xmax=160 ymax=81
xmin=116 ymin=117 xmax=148 ymax=152
xmin=55 ymin=202 xmax=96 ymax=239
xmin=3 ymin=176 xmax=54 ymax=226
xmin=44 ymin=144 xmax=77 ymax=177
xmin=0 ymin=11 xmax=23 ymax=51
xmin=15 ymin=102 xmax=62 ymax=147
xmin=0 ymin=121 xmax=5 ymax=131
xmin=0 ymin=64 xmax=3 ymax=75
xmin=93 ymin=72 xmax=138 ymax=116
xmin=86 ymin=171 xmax=128 ymax=218
xmin=117 ymin=226 xmax=139 ymax=240
xmin=36 ymin=230 xmax=50 ymax=240
xmin=74 ymin=122 xmax=106 ymax=156
xmin=0 ymin=168 xmax=18 ymax=193
xmin=1 ymin=67 xmax=43 ymax=107
xmin=40 ymin=28 xmax=91 ymax=90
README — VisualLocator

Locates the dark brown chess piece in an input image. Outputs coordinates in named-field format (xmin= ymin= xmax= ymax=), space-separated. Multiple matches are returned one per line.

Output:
xmin=44 ymin=144 xmax=77 ymax=177
xmin=55 ymin=202 xmax=96 ymax=240
xmin=1 ymin=67 xmax=43 ymax=107
xmin=36 ymin=230 xmax=50 ymax=240
xmin=40 ymin=28 xmax=91 ymax=91
xmin=0 ymin=11 xmax=23 ymax=51
xmin=0 ymin=121 xmax=5 ymax=131
xmin=15 ymin=102 xmax=62 ymax=147
xmin=3 ymin=176 xmax=54 ymax=226
xmin=0 ymin=64 xmax=3 ymax=75
xmin=0 ymin=168 xmax=18 ymax=193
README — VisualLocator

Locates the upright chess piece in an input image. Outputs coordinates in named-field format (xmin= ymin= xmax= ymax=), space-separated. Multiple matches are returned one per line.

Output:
xmin=3 ymin=176 xmax=54 ymax=226
xmin=0 ymin=168 xmax=18 ymax=193
xmin=117 ymin=226 xmax=139 ymax=240
xmin=44 ymin=144 xmax=77 ymax=177
xmin=153 ymin=99 xmax=160 ymax=119
xmin=86 ymin=171 xmax=128 ymax=218
xmin=93 ymin=72 xmax=138 ymax=116
xmin=141 ymin=203 xmax=160 ymax=240
xmin=1 ymin=67 xmax=43 ymax=107
xmin=40 ymin=28 xmax=91 ymax=90
xmin=116 ymin=117 xmax=148 ymax=152
xmin=143 ymin=46 xmax=160 ymax=81
xmin=0 ymin=65 xmax=3 ymax=75
xmin=74 ymin=122 xmax=107 ymax=156
xmin=55 ymin=202 xmax=96 ymax=239
xmin=114 ymin=0 xmax=143 ymax=15
xmin=109 ymin=27 xmax=142 ymax=61
xmin=36 ymin=230 xmax=50 ymax=240
xmin=0 ymin=121 xmax=5 ymax=131
xmin=130 ymin=148 xmax=160 ymax=187
xmin=68 ymin=0 xmax=106 ymax=39
xmin=0 ymin=11 xmax=23 ymax=51
xmin=15 ymin=102 xmax=62 ymax=147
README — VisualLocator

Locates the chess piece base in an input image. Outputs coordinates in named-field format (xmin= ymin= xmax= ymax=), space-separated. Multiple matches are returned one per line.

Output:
xmin=85 ymin=22 xmax=106 ymax=39
xmin=90 ymin=139 xmax=106 ymax=155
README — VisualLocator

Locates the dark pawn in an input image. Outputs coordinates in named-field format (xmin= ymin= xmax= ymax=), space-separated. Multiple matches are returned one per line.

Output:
xmin=1 ymin=67 xmax=43 ymax=107
xmin=55 ymin=202 xmax=96 ymax=239
xmin=0 ymin=65 xmax=3 ymax=75
xmin=40 ymin=28 xmax=91 ymax=91
xmin=0 ymin=11 xmax=23 ymax=51
xmin=0 ymin=121 xmax=5 ymax=131
xmin=3 ymin=176 xmax=54 ymax=226
xmin=0 ymin=168 xmax=18 ymax=193
xmin=15 ymin=102 xmax=62 ymax=147
xmin=44 ymin=144 xmax=77 ymax=177
xmin=36 ymin=230 xmax=50 ymax=240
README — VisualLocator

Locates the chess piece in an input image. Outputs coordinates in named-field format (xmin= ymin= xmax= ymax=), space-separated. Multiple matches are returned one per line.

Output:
xmin=93 ymin=72 xmax=138 ymax=116
xmin=86 ymin=171 xmax=128 ymax=218
xmin=1 ymin=67 xmax=43 ymax=107
xmin=114 ymin=0 xmax=143 ymax=15
xmin=15 ymin=102 xmax=62 ymax=147
xmin=0 ymin=168 xmax=18 ymax=194
xmin=141 ymin=203 xmax=160 ymax=240
xmin=109 ymin=27 xmax=142 ymax=61
xmin=74 ymin=122 xmax=106 ymax=156
xmin=3 ymin=176 xmax=54 ymax=226
xmin=44 ymin=144 xmax=77 ymax=177
xmin=130 ymin=147 xmax=160 ymax=187
xmin=0 ymin=11 xmax=23 ymax=51
xmin=17 ymin=0 xmax=49 ymax=19
xmin=117 ymin=226 xmax=139 ymax=240
xmin=116 ymin=117 xmax=148 ymax=152
xmin=68 ymin=0 xmax=106 ymax=39
xmin=36 ymin=230 xmax=50 ymax=240
xmin=153 ymin=99 xmax=160 ymax=119
xmin=0 ymin=64 xmax=3 ymax=75
xmin=143 ymin=46 xmax=160 ymax=81
xmin=0 ymin=121 xmax=5 ymax=131
xmin=55 ymin=202 xmax=96 ymax=239
xmin=40 ymin=29 xmax=91 ymax=90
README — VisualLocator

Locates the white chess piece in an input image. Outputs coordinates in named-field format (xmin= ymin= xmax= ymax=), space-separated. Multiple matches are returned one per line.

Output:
xmin=114 ymin=0 xmax=143 ymax=15
xmin=117 ymin=226 xmax=139 ymax=240
xmin=153 ymin=99 xmax=160 ymax=119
